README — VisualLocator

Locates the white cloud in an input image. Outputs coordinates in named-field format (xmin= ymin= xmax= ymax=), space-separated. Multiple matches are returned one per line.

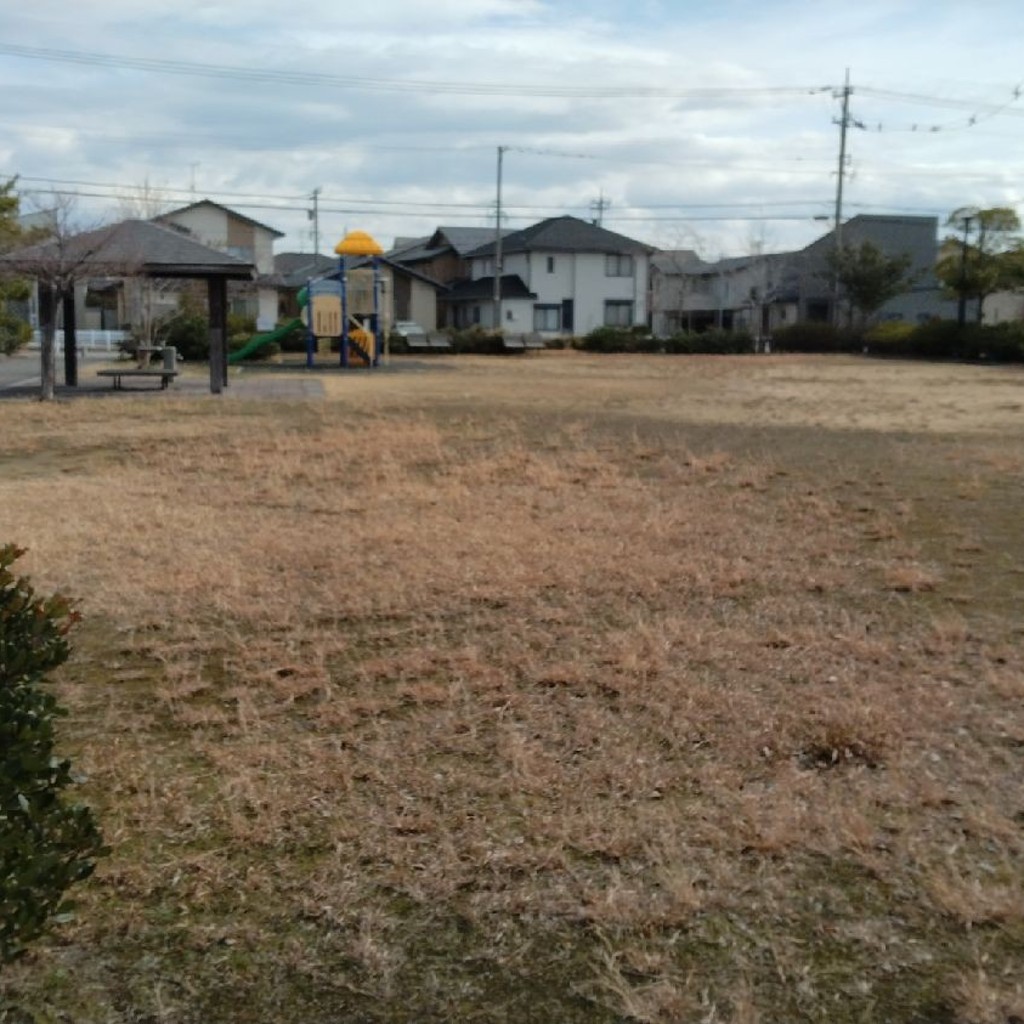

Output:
xmin=2 ymin=0 xmax=1023 ymax=254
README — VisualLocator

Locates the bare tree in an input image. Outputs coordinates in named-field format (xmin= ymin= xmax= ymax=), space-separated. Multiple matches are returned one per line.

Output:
xmin=651 ymin=225 xmax=708 ymax=337
xmin=115 ymin=177 xmax=170 ymax=220
xmin=0 ymin=195 xmax=120 ymax=400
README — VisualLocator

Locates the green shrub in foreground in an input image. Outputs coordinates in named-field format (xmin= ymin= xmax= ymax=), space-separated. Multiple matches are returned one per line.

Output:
xmin=0 ymin=544 xmax=105 ymax=966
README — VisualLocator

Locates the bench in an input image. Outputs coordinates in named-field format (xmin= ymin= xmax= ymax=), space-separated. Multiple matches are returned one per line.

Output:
xmin=97 ymin=369 xmax=179 ymax=390
xmin=500 ymin=334 xmax=546 ymax=352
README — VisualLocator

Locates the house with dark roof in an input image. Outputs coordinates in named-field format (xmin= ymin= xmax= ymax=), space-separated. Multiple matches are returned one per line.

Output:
xmin=650 ymin=214 xmax=958 ymax=339
xmin=451 ymin=215 xmax=654 ymax=336
xmin=386 ymin=226 xmax=514 ymax=289
xmin=154 ymin=199 xmax=284 ymax=329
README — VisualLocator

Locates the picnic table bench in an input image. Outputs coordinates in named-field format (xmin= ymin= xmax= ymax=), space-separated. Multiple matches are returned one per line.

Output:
xmin=96 ymin=368 xmax=179 ymax=390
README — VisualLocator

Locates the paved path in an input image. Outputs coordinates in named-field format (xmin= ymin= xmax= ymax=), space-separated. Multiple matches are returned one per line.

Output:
xmin=0 ymin=356 xmax=326 ymax=402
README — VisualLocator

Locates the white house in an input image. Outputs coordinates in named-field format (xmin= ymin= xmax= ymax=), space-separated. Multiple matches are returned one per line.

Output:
xmin=448 ymin=216 xmax=653 ymax=337
xmin=154 ymin=200 xmax=283 ymax=329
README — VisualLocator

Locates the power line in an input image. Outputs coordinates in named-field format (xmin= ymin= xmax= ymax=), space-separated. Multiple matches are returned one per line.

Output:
xmin=7 ymin=174 xmax=840 ymax=212
xmin=0 ymin=43 xmax=829 ymax=101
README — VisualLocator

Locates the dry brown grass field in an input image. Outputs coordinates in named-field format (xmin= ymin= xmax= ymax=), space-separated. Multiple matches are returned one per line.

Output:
xmin=1 ymin=352 xmax=1023 ymax=1023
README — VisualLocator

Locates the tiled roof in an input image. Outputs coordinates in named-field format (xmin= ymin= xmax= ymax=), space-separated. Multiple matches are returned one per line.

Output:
xmin=274 ymin=252 xmax=338 ymax=286
xmin=388 ymin=228 xmax=514 ymax=265
xmin=0 ymin=219 xmax=255 ymax=278
xmin=468 ymin=216 xmax=653 ymax=258
xmin=319 ymin=256 xmax=448 ymax=290
xmin=444 ymin=274 xmax=536 ymax=302
xmin=429 ymin=226 xmax=513 ymax=257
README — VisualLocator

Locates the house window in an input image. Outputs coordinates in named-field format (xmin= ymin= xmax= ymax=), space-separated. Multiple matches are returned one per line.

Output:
xmin=229 ymin=296 xmax=258 ymax=318
xmin=604 ymin=300 xmax=634 ymax=327
xmin=546 ymin=256 xmax=555 ymax=273
xmin=605 ymin=254 xmax=634 ymax=277
xmin=472 ymin=305 xmax=481 ymax=325
xmin=534 ymin=304 xmax=561 ymax=332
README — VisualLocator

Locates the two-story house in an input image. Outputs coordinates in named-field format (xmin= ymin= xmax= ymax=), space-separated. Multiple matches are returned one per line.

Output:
xmin=447 ymin=216 xmax=653 ymax=337
xmin=650 ymin=215 xmax=958 ymax=338
xmin=154 ymin=200 xmax=283 ymax=329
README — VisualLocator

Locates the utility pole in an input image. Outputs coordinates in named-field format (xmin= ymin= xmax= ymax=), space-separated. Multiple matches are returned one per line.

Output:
xmin=309 ymin=188 xmax=321 ymax=255
xmin=590 ymin=191 xmax=611 ymax=226
xmin=492 ymin=146 xmax=506 ymax=332
xmin=831 ymin=68 xmax=852 ymax=326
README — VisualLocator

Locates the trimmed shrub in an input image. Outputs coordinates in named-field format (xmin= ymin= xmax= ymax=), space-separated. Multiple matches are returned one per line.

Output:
xmin=968 ymin=321 xmax=1024 ymax=362
xmin=227 ymin=313 xmax=257 ymax=338
xmin=160 ymin=310 xmax=209 ymax=361
xmin=664 ymin=329 xmax=754 ymax=355
xmin=279 ymin=321 xmax=310 ymax=354
xmin=862 ymin=321 xmax=916 ymax=356
xmin=903 ymin=319 xmax=965 ymax=359
xmin=770 ymin=323 xmax=862 ymax=353
xmin=0 ymin=310 xmax=30 ymax=356
xmin=1 ymin=544 xmax=105 ymax=964
xmin=578 ymin=326 xmax=660 ymax=353
xmin=448 ymin=327 xmax=505 ymax=355
xmin=860 ymin=320 xmax=1024 ymax=362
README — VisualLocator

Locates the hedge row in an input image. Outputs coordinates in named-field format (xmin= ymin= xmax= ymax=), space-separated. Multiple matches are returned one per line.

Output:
xmin=862 ymin=320 xmax=1024 ymax=361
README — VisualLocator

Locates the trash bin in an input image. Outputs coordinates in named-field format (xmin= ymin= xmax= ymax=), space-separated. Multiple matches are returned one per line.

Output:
xmin=162 ymin=346 xmax=178 ymax=372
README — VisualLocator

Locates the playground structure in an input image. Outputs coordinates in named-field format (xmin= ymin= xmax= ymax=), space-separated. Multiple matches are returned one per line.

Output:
xmin=227 ymin=229 xmax=388 ymax=368
xmin=306 ymin=229 xmax=385 ymax=368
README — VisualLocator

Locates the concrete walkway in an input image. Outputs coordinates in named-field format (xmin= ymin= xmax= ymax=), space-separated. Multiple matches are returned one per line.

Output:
xmin=0 ymin=358 xmax=326 ymax=402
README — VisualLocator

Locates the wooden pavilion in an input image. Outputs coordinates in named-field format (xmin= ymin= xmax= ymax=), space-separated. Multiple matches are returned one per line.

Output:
xmin=1 ymin=218 xmax=256 ymax=394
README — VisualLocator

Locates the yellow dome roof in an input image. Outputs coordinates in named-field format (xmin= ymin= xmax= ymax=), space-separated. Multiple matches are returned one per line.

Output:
xmin=334 ymin=229 xmax=383 ymax=256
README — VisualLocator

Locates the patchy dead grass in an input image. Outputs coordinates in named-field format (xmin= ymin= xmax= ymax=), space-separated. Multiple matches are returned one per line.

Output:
xmin=1 ymin=353 xmax=1023 ymax=1023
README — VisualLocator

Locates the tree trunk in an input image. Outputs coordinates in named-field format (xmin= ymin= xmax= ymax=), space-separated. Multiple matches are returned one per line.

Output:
xmin=38 ymin=282 xmax=56 ymax=402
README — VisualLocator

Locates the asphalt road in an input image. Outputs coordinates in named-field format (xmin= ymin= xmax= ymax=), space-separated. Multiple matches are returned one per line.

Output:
xmin=0 ymin=352 xmax=42 ymax=390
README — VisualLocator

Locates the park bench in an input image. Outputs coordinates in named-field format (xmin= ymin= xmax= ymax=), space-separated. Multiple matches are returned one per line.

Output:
xmin=97 ymin=343 xmax=178 ymax=389
xmin=500 ymin=333 xmax=546 ymax=352
xmin=96 ymin=368 xmax=179 ymax=390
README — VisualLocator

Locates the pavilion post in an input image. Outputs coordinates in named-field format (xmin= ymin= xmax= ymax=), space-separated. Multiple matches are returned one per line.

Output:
xmin=207 ymin=276 xmax=228 ymax=394
xmin=62 ymin=288 xmax=78 ymax=387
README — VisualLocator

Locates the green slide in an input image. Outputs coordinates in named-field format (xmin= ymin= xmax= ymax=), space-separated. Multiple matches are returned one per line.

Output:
xmin=228 ymin=318 xmax=305 ymax=364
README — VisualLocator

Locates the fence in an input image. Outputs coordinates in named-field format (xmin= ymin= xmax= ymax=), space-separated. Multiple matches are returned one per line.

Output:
xmin=29 ymin=330 xmax=129 ymax=354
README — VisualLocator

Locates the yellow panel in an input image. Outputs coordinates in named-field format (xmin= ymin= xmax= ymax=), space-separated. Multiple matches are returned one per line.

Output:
xmin=311 ymin=295 xmax=342 ymax=338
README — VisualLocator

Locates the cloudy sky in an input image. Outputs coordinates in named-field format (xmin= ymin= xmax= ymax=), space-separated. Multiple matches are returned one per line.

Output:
xmin=3 ymin=0 xmax=1023 ymax=257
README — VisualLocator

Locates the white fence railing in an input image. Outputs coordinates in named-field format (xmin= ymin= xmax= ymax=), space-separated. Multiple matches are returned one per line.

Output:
xmin=29 ymin=330 xmax=129 ymax=353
